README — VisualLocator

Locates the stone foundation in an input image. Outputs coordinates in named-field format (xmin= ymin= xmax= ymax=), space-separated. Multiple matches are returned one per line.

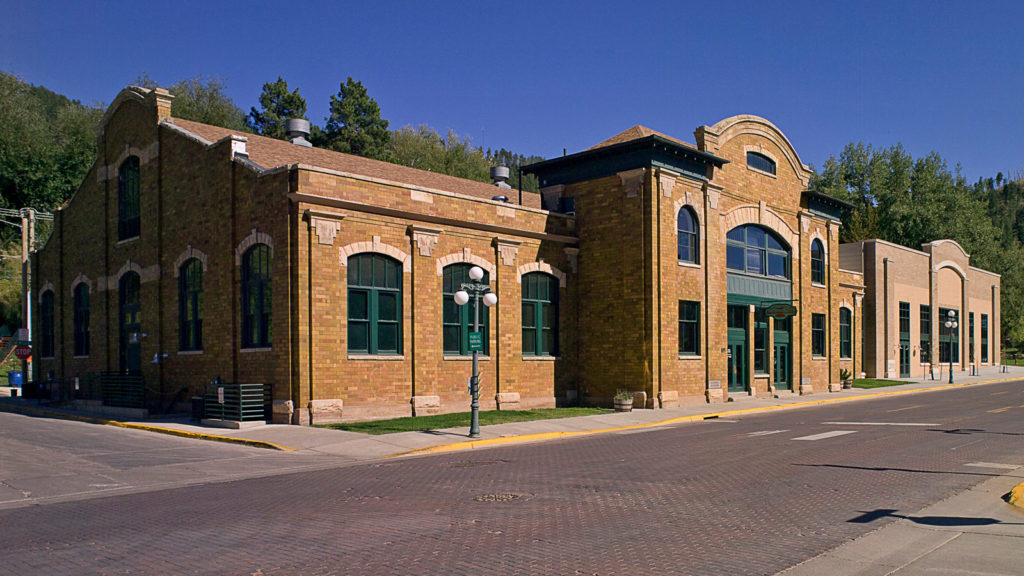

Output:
xmin=309 ymin=399 xmax=344 ymax=424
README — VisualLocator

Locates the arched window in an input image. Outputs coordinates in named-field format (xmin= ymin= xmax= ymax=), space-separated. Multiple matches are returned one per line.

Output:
xmin=179 ymin=258 xmax=203 ymax=351
xmin=118 ymin=272 xmax=141 ymax=372
xmin=811 ymin=239 xmax=825 ymax=284
xmin=746 ymin=151 xmax=776 ymax=175
xmin=443 ymin=264 xmax=489 ymax=355
xmin=118 ymin=156 xmax=140 ymax=240
xmin=40 ymin=290 xmax=55 ymax=358
xmin=726 ymin=225 xmax=789 ymax=279
xmin=73 ymin=283 xmax=89 ymax=356
xmin=839 ymin=307 xmax=852 ymax=359
xmin=241 ymin=244 xmax=271 ymax=348
xmin=348 ymin=253 xmax=402 ymax=355
xmin=522 ymin=272 xmax=558 ymax=357
xmin=677 ymin=207 xmax=699 ymax=264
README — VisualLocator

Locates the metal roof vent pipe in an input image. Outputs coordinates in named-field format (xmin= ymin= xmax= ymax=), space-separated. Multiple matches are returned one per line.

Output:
xmin=490 ymin=166 xmax=512 ymax=189
xmin=285 ymin=118 xmax=313 ymax=147
xmin=491 ymin=194 xmax=510 ymax=202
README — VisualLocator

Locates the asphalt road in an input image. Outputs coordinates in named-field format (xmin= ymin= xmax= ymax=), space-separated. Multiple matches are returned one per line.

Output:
xmin=2 ymin=381 xmax=1023 ymax=575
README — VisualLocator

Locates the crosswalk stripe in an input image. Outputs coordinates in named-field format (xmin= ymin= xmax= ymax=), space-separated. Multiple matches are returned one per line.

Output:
xmin=793 ymin=430 xmax=856 ymax=441
xmin=747 ymin=430 xmax=788 ymax=436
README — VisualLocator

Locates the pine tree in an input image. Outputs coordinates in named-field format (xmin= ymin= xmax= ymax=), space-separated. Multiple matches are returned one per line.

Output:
xmin=318 ymin=77 xmax=394 ymax=162
xmin=247 ymin=77 xmax=308 ymax=140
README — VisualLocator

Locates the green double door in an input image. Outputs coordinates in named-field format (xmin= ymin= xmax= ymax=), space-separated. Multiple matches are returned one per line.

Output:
xmin=773 ymin=321 xmax=791 ymax=390
xmin=727 ymin=305 xmax=747 ymax=393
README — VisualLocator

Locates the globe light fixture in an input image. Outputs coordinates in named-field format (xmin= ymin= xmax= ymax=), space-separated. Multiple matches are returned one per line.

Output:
xmin=944 ymin=310 xmax=958 ymax=384
xmin=453 ymin=267 xmax=497 ymax=437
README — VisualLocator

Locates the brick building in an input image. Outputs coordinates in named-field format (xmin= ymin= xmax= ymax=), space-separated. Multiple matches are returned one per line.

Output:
xmin=30 ymin=87 xmax=999 ymax=424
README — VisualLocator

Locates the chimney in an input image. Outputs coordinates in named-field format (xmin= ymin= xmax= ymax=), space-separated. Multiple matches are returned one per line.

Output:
xmin=285 ymin=118 xmax=312 ymax=147
xmin=490 ymin=166 xmax=511 ymax=189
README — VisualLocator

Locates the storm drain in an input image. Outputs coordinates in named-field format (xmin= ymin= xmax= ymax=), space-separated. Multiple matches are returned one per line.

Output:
xmin=474 ymin=493 xmax=522 ymax=503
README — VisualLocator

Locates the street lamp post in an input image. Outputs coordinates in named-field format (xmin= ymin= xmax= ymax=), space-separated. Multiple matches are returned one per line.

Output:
xmin=944 ymin=310 xmax=958 ymax=384
xmin=454 ymin=266 xmax=497 ymax=438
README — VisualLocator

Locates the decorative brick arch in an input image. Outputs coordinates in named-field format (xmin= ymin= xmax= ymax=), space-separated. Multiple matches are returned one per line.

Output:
xmin=38 ymin=281 xmax=54 ymax=303
xmin=673 ymin=197 xmax=703 ymax=234
xmin=340 ymin=236 xmax=411 ymax=273
xmin=722 ymin=204 xmax=800 ymax=260
xmin=116 ymin=260 xmax=144 ymax=282
xmin=516 ymin=261 xmax=567 ymax=288
xmin=70 ymin=273 xmax=92 ymax=295
xmin=235 ymin=229 xmax=273 ymax=266
xmin=809 ymin=231 xmax=828 ymax=265
xmin=174 ymin=245 xmax=209 ymax=277
xmin=436 ymin=249 xmax=495 ymax=277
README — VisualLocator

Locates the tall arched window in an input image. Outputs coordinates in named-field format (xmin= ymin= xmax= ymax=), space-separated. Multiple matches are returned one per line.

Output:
xmin=241 ymin=244 xmax=271 ymax=348
xmin=40 ymin=290 xmax=55 ymax=358
xmin=677 ymin=207 xmax=699 ymax=264
xmin=118 ymin=156 xmax=140 ymax=240
xmin=443 ymin=264 xmax=489 ymax=355
xmin=726 ymin=225 xmax=789 ymax=279
xmin=348 ymin=253 xmax=402 ymax=355
xmin=73 ymin=283 xmax=90 ymax=356
xmin=179 ymin=258 xmax=203 ymax=351
xmin=811 ymin=239 xmax=825 ymax=284
xmin=522 ymin=272 xmax=558 ymax=357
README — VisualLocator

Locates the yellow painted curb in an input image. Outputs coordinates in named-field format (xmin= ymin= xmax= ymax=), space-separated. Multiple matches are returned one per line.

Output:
xmin=0 ymin=403 xmax=293 ymax=451
xmin=390 ymin=375 xmax=1023 ymax=458
xmin=1009 ymin=482 xmax=1024 ymax=510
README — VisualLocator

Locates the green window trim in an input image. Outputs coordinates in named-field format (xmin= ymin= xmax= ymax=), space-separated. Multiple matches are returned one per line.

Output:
xmin=73 ymin=283 xmax=90 ymax=356
xmin=40 ymin=290 xmax=55 ymax=358
xmin=241 ymin=244 xmax=272 ymax=349
xmin=678 ymin=300 xmax=700 ymax=356
xmin=969 ymin=312 xmax=975 ymax=362
xmin=839 ymin=307 xmax=852 ymax=359
xmin=810 ymin=239 xmax=825 ymax=285
xmin=522 ymin=272 xmax=558 ymax=357
xmin=981 ymin=314 xmax=989 ymax=363
xmin=938 ymin=307 xmax=959 ymax=364
xmin=920 ymin=305 xmax=932 ymax=363
xmin=898 ymin=301 xmax=910 ymax=338
xmin=442 ymin=264 xmax=489 ymax=355
xmin=179 ymin=258 xmax=204 ymax=351
xmin=118 ymin=156 xmax=140 ymax=240
xmin=726 ymin=225 xmax=790 ymax=280
xmin=811 ymin=313 xmax=826 ymax=357
xmin=754 ymin=308 xmax=768 ymax=373
xmin=677 ymin=207 xmax=699 ymax=264
xmin=347 ymin=253 xmax=403 ymax=355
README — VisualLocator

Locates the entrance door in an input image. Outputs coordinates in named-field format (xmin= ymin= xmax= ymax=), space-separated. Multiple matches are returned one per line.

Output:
xmin=899 ymin=341 xmax=911 ymax=377
xmin=119 ymin=272 xmax=142 ymax=374
xmin=727 ymin=305 xmax=747 ymax=393
xmin=774 ymin=343 xmax=790 ymax=390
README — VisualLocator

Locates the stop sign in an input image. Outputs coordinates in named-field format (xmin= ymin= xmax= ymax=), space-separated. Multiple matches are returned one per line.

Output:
xmin=13 ymin=345 xmax=31 ymax=360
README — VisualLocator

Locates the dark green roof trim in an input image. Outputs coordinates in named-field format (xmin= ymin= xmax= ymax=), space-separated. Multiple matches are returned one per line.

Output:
xmin=803 ymin=190 xmax=856 ymax=221
xmin=523 ymin=135 xmax=728 ymax=189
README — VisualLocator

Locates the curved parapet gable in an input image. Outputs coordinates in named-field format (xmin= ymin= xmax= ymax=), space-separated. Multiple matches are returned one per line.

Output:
xmin=696 ymin=114 xmax=813 ymax=186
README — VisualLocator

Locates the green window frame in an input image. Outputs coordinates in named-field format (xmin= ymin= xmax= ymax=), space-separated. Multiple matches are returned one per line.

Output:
xmin=73 ymin=283 xmax=90 ymax=357
xmin=920 ymin=305 xmax=932 ymax=363
xmin=938 ymin=307 xmax=959 ymax=364
xmin=754 ymin=308 xmax=768 ymax=373
xmin=969 ymin=312 xmax=975 ymax=362
xmin=899 ymin=302 xmax=910 ymax=338
xmin=839 ymin=307 xmax=852 ymax=359
xmin=40 ymin=290 xmax=55 ymax=358
xmin=726 ymin=225 xmax=789 ymax=279
xmin=981 ymin=314 xmax=989 ymax=363
xmin=118 ymin=156 xmax=140 ymax=240
xmin=811 ymin=313 xmax=826 ymax=357
xmin=179 ymin=258 xmax=203 ymax=351
xmin=746 ymin=151 xmax=776 ymax=175
xmin=442 ymin=264 xmax=489 ymax=355
xmin=677 ymin=207 xmax=699 ymax=264
xmin=241 ymin=244 xmax=272 ymax=348
xmin=348 ymin=253 xmax=403 ymax=355
xmin=810 ymin=239 xmax=825 ymax=285
xmin=678 ymin=300 xmax=700 ymax=356
xmin=522 ymin=272 xmax=558 ymax=357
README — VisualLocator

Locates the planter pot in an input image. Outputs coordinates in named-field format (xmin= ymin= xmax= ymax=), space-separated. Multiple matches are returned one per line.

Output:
xmin=842 ymin=381 xmax=852 ymax=389
xmin=613 ymin=398 xmax=633 ymax=412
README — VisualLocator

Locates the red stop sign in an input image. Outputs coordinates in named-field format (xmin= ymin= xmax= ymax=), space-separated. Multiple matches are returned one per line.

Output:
xmin=13 ymin=345 xmax=31 ymax=360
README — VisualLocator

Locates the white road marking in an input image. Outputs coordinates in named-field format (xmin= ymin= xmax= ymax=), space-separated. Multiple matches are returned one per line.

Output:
xmin=822 ymin=421 xmax=939 ymax=427
xmin=964 ymin=462 xmax=1021 ymax=469
xmin=887 ymin=405 xmax=924 ymax=413
xmin=748 ymin=430 xmax=789 ymax=436
xmin=793 ymin=430 xmax=856 ymax=441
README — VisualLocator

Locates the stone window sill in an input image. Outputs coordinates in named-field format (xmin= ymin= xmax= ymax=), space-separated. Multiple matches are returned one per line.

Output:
xmin=443 ymin=355 xmax=491 ymax=361
xmin=241 ymin=347 xmax=272 ymax=353
xmin=116 ymin=236 xmax=140 ymax=245
xmin=678 ymin=354 xmax=702 ymax=360
xmin=677 ymin=261 xmax=701 ymax=269
xmin=812 ymin=355 xmax=828 ymax=361
xmin=811 ymin=282 xmax=827 ymax=289
xmin=348 ymin=354 xmax=405 ymax=361
xmin=523 ymin=356 xmax=558 ymax=361
xmin=747 ymin=166 xmax=777 ymax=179
xmin=178 ymin=350 xmax=204 ymax=356
xmin=73 ymin=355 xmax=90 ymax=359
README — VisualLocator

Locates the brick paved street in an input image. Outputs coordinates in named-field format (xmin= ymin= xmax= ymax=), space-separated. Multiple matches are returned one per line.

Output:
xmin=2 ymin=382 xmax=1023 ymax=575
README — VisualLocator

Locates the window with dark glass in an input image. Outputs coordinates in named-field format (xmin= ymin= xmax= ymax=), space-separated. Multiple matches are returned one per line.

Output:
xmin=118 ymin=156 xmax=140 ymax=240
xmin=899 ymin=302 xmax=910 ymax=337
xmin=726 ymin=225 xmax=789 ymax=279
xmin=242 ymin=244 xmax=272 ymax=348
xmin=812 ymin=313 xmax=826 ymax=357
xmin=811 ymin=239 xmax=825 ymax=284
xmin=839 ymin=307 xmax=852 ymax=359
xmin=746 ymin=151 xmax=776 ymax=175
xmin=754 ymin=308 xmax=768 ymax=373
xmin=347 ymin=253 xmax=402 ymax=355
xmin=677 ymin=207 xmax=699 ymax=264
xmin=443 ymin=264 xmax=489 ymax=355
xmin=678 ymin=301 xmax=700 ymax=356
xmin=522 ymin=272 xmax=558 ymax=357
xmin=920 ymin=305 xmax=932 ymax=363
xmin=179 ymin=258 xmax=203 ymax=351
xmin=938 ymin=307 xmax=959 ymax=364
xmin=73 ymin=283 xmax=89 ymax=356
xmin=969 ymin=312 xmax=975 ymax=362
xmin=40 ymin=290 xmax=55 ymax=358
xmin=981 ymin=314 xmax=989 ymax=363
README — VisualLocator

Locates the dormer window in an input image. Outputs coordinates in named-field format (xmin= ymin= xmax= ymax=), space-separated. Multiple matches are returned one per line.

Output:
xmin=746 ymin=151 xmax=776 ymax=175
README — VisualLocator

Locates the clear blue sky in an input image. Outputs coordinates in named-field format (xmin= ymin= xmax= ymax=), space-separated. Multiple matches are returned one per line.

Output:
xmin=4 ymin=0 xmax=1022 ymax=182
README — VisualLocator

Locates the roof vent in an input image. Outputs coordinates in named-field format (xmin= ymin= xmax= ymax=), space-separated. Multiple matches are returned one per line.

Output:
xmin=491 ymin=195 xmax=510 ymax=203
xmin=285 ymin=118 xmax=312 ymax=147
xmin=490 ymin=166 xmax=511 ymax=189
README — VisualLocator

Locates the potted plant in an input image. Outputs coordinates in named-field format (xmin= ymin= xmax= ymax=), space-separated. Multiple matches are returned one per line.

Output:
xmin=840 ymin=368 xmax=853 ymax=389
xmin=613 ymin=389 xmax=633 ymax=412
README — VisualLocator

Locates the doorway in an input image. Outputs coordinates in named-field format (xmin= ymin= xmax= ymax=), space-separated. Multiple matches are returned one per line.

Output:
xmin=727 ymin=305 xmax=747 ymax=393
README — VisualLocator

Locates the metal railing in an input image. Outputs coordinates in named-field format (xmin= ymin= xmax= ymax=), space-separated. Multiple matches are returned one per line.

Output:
xmin=203 ymin=381 xmax=271 ymax=422
xmin=100 ymin=372 xmax=145 ymax=408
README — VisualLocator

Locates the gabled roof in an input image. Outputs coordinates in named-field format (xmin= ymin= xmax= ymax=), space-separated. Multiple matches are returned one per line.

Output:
xmin=587 ymin=125 xmax=697 ymax=151
xmin=166 ymin=118 xmax=540 ymax=208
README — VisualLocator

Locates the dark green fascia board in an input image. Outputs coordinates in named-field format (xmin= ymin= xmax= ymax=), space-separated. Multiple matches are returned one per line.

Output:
xmin=803 ymin=190 xmax=855 ymax=221
xmin=523 ymin=135 xmax=728 ymax=189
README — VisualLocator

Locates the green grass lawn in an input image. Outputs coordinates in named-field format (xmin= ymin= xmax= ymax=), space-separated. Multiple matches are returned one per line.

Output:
xmin=852 ymin=378 xmax=906 ymax=389
xmin=318 ymin=407 xmax=612 ymax=435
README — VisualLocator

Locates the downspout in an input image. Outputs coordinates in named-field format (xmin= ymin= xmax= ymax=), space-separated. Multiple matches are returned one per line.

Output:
xmin=639 ymin=168 xmax=648 ymax=400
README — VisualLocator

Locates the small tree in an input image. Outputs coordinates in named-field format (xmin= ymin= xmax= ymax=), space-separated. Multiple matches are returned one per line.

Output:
xmin=167 ymin=76 xmax=248 ymax=131
xmin=247 ymin=77 xmax=308 ymax=140
xmin=318 ymin=77 xmax=394 ymax=162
